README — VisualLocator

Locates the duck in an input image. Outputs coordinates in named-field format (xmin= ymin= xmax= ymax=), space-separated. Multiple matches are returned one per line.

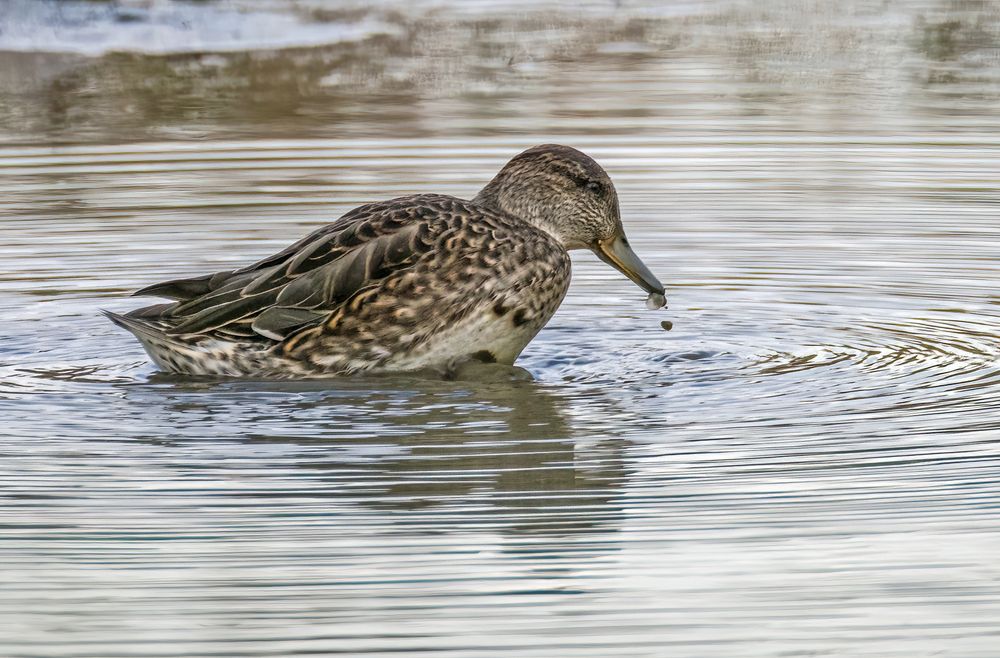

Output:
xmin=105 ymin=144 xmax=666 ymax=378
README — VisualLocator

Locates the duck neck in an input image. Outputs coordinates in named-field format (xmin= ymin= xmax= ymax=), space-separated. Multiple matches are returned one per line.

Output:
xmin=471 ymin=179 xmax=507 ymax=216
xmin=473 ymin=182 xmax=566 ymax=245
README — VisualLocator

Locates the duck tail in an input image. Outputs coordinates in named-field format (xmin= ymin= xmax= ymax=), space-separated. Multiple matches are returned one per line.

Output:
xmin=103 ymin=310 xmax=202 ymax=373
xmin=102 ymin=309 xmax=172 ymax=342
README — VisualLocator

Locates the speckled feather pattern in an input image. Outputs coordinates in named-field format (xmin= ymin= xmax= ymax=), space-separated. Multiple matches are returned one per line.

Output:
xmin=107 ymin=144 xmax=660 ymax=379
xmin=108 ymin=194 xmax=570 ymax=377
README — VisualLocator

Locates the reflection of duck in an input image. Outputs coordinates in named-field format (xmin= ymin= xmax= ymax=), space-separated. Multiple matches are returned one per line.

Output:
xmin=106 ymin=145 xmax=664 ymax=378
xmin=334 ymin=383 xmax=628 ymax=539
xmin=145 ymin=376 xmax=628 ymax=540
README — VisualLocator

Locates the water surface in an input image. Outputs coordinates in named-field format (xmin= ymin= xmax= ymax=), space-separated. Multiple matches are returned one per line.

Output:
xmin=2 ymin=1 xmax=1000 ymax=656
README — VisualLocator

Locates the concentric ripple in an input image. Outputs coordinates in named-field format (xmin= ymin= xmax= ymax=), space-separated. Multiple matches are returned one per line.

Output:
xmin=2 ymin=134 xmax=1000 ymax=657
xmin=3 ymin=0 xmax=1000 ymax=652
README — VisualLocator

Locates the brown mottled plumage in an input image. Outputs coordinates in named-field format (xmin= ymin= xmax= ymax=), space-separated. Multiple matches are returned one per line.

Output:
xmin=106 ymin=145 xmax=665 ymax=378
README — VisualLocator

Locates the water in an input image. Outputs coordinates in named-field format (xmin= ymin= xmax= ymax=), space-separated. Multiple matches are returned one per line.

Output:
xmin=2 ymin=1 xmax=1000 ymax=656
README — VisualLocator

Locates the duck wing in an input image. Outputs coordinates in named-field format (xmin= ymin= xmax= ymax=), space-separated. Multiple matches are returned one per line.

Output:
xmin=130 ymin=199 xmax=389 ymax=301
xmin=130 ymin=196 xmax=445 ymax=342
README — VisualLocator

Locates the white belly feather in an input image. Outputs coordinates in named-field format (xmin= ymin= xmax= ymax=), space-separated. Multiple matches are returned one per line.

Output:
xmin=386 ymin=310 xmax=544 ymax=371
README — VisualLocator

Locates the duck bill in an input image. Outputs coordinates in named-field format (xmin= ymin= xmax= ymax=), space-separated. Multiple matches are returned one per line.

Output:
xmin=594 ymin=232 xmax=665 ymax=295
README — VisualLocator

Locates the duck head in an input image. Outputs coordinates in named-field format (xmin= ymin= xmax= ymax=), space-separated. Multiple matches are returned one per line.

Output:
xmin=474 ymin=144 xmax=665 ymax=297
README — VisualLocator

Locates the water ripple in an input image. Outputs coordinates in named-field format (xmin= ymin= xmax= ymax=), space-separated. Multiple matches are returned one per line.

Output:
xmin=3 ymin=2 xmax=1000 ymax=653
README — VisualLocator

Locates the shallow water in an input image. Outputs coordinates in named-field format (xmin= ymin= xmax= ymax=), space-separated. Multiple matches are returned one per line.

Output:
xmin=2 ymin=1 xmax=1000 ymax=656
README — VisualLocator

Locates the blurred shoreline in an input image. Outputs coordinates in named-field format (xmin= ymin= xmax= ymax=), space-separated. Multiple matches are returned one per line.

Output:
xmin=1 ymin=0 xmax=997 ymax=145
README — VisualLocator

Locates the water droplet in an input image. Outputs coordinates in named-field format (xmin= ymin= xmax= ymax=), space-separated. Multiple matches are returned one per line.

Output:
xmin=646 ymin=292 xmax=666 ymax=310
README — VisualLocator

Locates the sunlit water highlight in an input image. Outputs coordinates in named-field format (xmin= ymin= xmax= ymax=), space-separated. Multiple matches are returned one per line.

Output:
xmin=2 ymin=1 xmax=1000 ymax=656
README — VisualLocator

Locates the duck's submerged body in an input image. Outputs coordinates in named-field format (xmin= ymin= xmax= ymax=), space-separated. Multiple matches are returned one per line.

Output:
xmin=108 ymin=194 xmax=570 ymax=378
xmin=108 ymin=145 xmax=665 ymax=379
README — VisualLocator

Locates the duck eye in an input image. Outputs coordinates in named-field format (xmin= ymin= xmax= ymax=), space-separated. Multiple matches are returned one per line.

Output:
xmin=585 ymin=180 xmax=603 ymax=193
